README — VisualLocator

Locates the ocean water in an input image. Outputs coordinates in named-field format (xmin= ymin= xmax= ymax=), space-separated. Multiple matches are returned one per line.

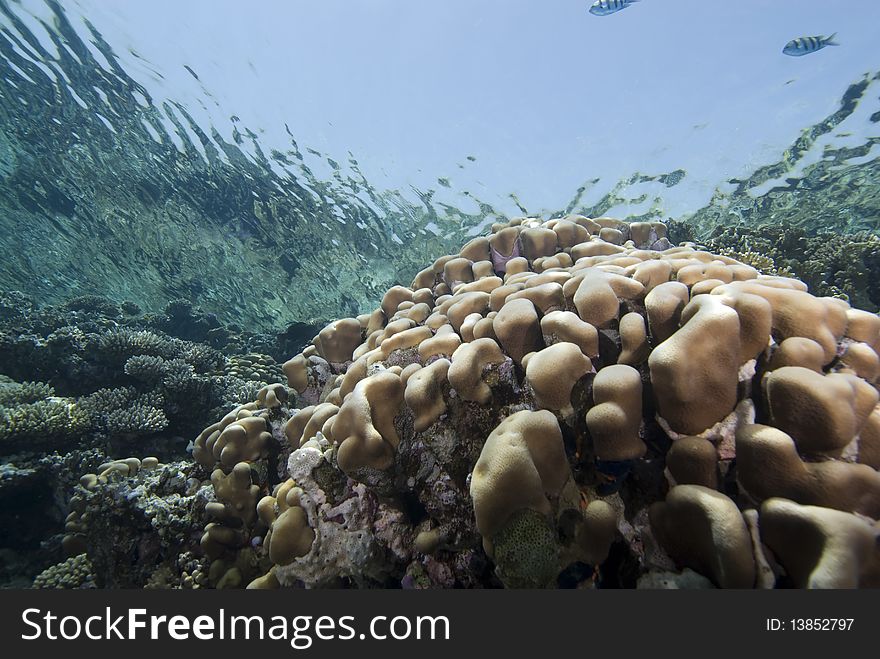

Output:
xmin=0 ymin=1 xmax=878 ymax=590
xmin=2 ymin=0 xmax=878 ymax=327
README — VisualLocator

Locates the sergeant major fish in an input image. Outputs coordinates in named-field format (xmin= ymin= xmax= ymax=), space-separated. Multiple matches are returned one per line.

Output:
xmin=782 ymin=33 xmax=838 ymax=56
xmin=589 ymin=0 xmax=640 ymax=17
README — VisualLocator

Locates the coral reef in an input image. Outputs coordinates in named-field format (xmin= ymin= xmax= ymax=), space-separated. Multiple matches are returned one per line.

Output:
xmin=62 ymin=458 xmax=213 ymax=588
xmin=0 ymin=294 xmax=314 ymax=586
xmin=13 ymin=216 xmax=880 ymax=590
xmin=672 ymin=223 xmax=880 ymax=312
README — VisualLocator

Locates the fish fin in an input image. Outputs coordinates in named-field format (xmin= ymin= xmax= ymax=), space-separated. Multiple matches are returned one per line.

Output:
xmin=824 ymin=32 xmax=839 ymax=46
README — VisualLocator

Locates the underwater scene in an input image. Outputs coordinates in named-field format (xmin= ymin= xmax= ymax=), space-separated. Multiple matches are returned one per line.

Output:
xmin=0 ymin=0 xmax=879 ymax=590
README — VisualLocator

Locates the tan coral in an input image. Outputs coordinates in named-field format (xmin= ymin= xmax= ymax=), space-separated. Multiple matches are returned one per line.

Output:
xmin=598 ymin=227 xmax=624 ymax=245
xmin=564 ymin=214 xmax=600 ymax=234
xmin=472 ymin=260 xmax=496 ymax=279
xmin=586 ymin=364 xmax=645 ymax=461
xmin=418 ymin=324 xmax=462 ymax=362
xmin=331 ymin=371 xmax=404 ymax=473
xmin=257 ymin=383 xmax=288 ymax=409
xmin=618 ymin=312 xmax=650 ymax=366
xmin=575 ymin=500 xmax=618 ymax=565
xmin=649 ymin=484 xmax=755 ymax=588
xmin=552 ymin=220 xmax=590 ymax=249
xmin=676 ymin=262 xmax=736 ymax=286
xmin=489 ymin=282 xmax=524 ymax=311
xmin=506 ymin=282 xmax=565 ymax=315
xmin=470 ymin=410 xmax=571 ymax=553
xmin=859 ymin=406 xmax=880 ymax=469
xmin=282 ymin=354 xmax=309 ymax=393
xmin=649 ymin=295 xmax=740 ymax=435
xmin=338 ymin=355 xmax=369 ymax=400
xmin=690 ymin=278 xmax=726 ymax=296
xmin=767 ymin=337 xmax=825 ymax=372
xmin=644 ymin=281 xmax=689 ymax=344
xmin=443 ymin=257 xmax=475 ymax=288
xmin=210 ymin=462 xmax=260 ymax=528
xmin=192 ymin=403 xmax=259 ymax=469
xmin=839 ymin=342 xmax=879 ymax=382
xmin=712 ymin=287 xmax=773 ymax=363
xmin=209 ymin=415 xmax=274 ymax=470
xmin=712 ymin=280 xmax=847 ymax=364
xmin=316 ymin=318 xmax=362 ymax=363
xmin=493 ymin=298 xmax=544 ymax=366
xmin=444 ymin=291 xmax=491 ymax=332
xmin=571 ymin=241 xmax=625 ymax=260
xmin=735 ymin=424 xmax=880 ymax=517
xmin=447 ymin=338 xmax=507 ymax=404
xmin=459 ymin=236 xmax=491 ymax=263
xmin=845 ymin=308 xmax=880 ymax=354
xmin=540 ymin=310 xmax=598 ymax=359
xmin=759 ymin=498 xmax=880 ymax=588
xmin=372 ymin=326 xmax=433 ymax=364
xmin=763 ymin=366 xmax=878 ymax=454
xmin=404 ymin=358 xmax=451 ymax=431
xmin=665 ymin=437 xmax=717 ymax=489
xmin=488 ymin=227 xmax=520 ymax=271
xmin=455 ymin=276 xmax=502 ymax=295
xmin=524 ymin=342 xmax=592 ymax=415
xmin=381 ymin=285 xmax=414 ymax=319
xmin=629 ymin=260 xmax=672 ymax=293
xmin=400 ymin=302 xmax=432 ymax=325
xmin=268 ymin=506 xmax=314 ymax=566
xmin=285 ymin=403 xmax=339 ymax=448
xmin=459 ymin=313 xmax=482 ymax=343
xmin=504 ymin=257 xmax=530 ymax=277
xmin=567 ymin=270 xmax=643 ymax=329
xmin=520 ymin=227 xmax=558 ymax=262
xmin=629 ymin=221 xmax=667 ymax=248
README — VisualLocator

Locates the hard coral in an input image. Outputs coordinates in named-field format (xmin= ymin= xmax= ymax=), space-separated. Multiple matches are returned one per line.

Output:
xmin=56 ymin=216 xmax=880 ymax=590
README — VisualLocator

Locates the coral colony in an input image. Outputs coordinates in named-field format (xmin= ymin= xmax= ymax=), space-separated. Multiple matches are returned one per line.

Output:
xmin=18 ymin=215 xmax=878 ymax=589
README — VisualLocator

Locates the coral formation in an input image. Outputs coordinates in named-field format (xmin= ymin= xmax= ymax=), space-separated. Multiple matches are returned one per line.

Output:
xmin=688 ymin=223 xmax=880 ymax=312
xmin=9 ymin=216 xmax=880 ymax=590
xmin=0 ymin=294 xmax=314 ymax=585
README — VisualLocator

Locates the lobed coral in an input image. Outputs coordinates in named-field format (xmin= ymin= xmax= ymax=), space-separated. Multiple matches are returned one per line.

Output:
xmin=35 ymin=216 xmax=880 ymax=589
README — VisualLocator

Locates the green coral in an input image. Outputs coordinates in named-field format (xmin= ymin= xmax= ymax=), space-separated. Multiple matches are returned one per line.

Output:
xmin=62 ymin=295 xmax=121 ymax=317
xmin=124 ymin=355 xmax=167 ymax=382
xmin=79 ymin=387 xmax=167 ymax=437
xmin=105 ymin=403 xmax=168 ymax=435
xmin=223 ymin=353 xmax=284 ymax=383
xmin=99 ymin=328 xmax=176 ymax=359
xmin=0 ymin=391 xmax=90 ymax=448
xmin=124 ymin=355 xmax=207 ymax=395
xmin=160 ymin=359 xmax=202 ymax=394
xmin=179 ymin=343 xmax=224 ymax=372
xmin=491 ymin=508 xmax=560 ymax=589
xmin=689 ymin=224 xmax=880 ymax=311
xmin=0 ymin=380 xmax=54 ymax=406
xmin=33 ymin=554 xmax=95 ymax=589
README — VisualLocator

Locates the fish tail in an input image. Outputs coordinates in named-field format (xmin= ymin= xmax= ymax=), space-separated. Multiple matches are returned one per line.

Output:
xmin=824 ymin=32 xmax=839 ymax=46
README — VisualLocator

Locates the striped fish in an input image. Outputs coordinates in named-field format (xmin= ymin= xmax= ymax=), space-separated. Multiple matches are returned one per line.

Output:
xmin=588 ymin=0 xmax=640 ymax=17
xmin=782 ymin=33 xmax=839 ymax=56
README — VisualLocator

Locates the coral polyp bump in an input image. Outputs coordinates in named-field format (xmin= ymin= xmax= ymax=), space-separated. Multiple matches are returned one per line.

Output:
xmin=61 ymin=216 xmax=880 ymax=589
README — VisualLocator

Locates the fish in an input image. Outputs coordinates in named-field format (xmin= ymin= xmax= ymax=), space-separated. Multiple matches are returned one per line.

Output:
xmin=782 ymin=33 xmax=838 ymax=56
xmin=588 ymin=0 xmax=640 ymax=16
